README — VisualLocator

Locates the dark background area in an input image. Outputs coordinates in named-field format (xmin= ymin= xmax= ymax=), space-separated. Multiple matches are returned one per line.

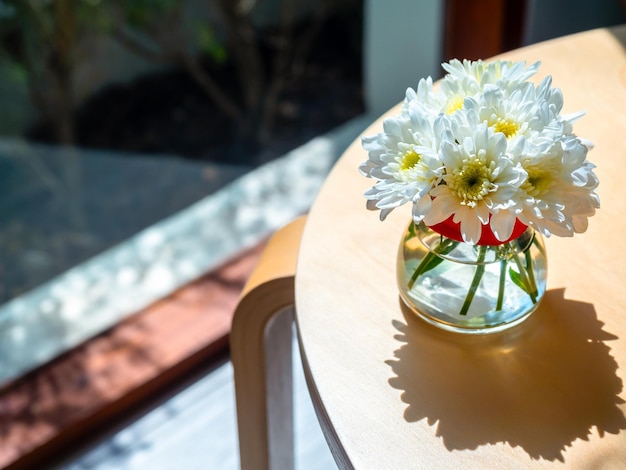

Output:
xmin=28 ymin=11 xmax=365 ymax=166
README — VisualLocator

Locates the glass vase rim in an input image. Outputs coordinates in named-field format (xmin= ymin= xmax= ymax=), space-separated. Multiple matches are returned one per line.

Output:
xmin=427 ymin=216 xmax=528 ymax=245
xmin=413 ymin=222 xmax=539 ymax=266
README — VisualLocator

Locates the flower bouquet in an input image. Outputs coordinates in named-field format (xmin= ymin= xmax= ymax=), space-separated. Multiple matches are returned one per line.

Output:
xmin=359 ymin=59 xmax=600 ymax=332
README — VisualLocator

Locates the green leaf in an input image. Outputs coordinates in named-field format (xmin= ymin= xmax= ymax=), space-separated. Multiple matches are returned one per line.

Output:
xmin=508 ymin=267 xmax=528 ymax=294
xmin=510 ymin=250 xmax=538 ymax=303
xmin=407 ymin=237 xmax=458 ymax=289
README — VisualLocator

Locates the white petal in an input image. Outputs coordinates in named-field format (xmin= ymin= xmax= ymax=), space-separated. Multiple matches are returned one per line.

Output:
xmin=460 ymin=214 xmax=482 ymax=244
xmin=490 ymin=210 xmax=517 ymax=241
xmin=423 ymin=195 xmax=455 ymax=225
xmin=412 ymin=195 xmax=432 ymax=222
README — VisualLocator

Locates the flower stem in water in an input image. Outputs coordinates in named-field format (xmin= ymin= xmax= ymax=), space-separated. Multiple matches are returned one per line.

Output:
xmin=459 ymin=245 xmax=488 ymax=316
xmin=496 ymin=259 xmax=507 ymax=311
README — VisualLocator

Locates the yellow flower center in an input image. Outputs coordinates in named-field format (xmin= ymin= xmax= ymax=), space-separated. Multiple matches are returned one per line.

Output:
xmin=451 ymin=159 xmax=493 ymax=206
xmin=445 ymin=95 xmax=464 ymax=114
xmin=400 ymin=149 xmax=421 ymax=171
xmin=523 ymin=166 xmax=553 ymax=197
xmin=492 ymin=117 xmax=519 ymax=138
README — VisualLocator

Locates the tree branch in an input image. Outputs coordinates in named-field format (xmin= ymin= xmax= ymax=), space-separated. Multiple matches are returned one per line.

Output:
xmin=214 ymin=0 xmax=264 ymax=112
xmin=111 ymin=5 xmax=244 ymax=123
xmin=178 ymin=51 xmax=243 ymax=121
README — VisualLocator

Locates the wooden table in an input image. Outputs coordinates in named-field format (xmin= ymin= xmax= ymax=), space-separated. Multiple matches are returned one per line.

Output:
xmin=296 ymin=26 xmax=626 ymax=469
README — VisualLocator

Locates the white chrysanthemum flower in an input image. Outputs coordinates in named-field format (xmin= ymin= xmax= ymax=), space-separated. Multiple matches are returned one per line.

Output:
xmin=403 ymin=76 xmax=447 ymax=116
xmin=437 ymin=74 xmax=479 ymax=115
xmin=512 ymin=136 xmax=600 ymax=237
xmin=467 ymin=85 xmax=536 ymax=139
xmin=465 ymin=82 xmax=564 ymax=145
xmin=442 ymin=59 xmax=541 ymax=94
xmin=421 ymin=124 xmax=526 ymax=244
xmin=359 ymin=58 xmax=599 ymax=244
xmin=359 ymin=110 xmax=444 ymax=220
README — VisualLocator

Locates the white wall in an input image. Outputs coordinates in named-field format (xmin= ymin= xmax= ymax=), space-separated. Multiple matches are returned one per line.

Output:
xmin=363 ymin=0 xmax=444 ymax=117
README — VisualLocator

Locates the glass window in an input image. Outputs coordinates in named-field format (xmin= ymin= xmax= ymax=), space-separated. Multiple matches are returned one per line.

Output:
xmin=0 ymin=0 xmax=364 ymax=386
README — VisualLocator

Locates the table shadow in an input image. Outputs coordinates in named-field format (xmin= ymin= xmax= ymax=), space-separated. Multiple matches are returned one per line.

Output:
xmin=386 ymin=288 xmax=626 ymax=461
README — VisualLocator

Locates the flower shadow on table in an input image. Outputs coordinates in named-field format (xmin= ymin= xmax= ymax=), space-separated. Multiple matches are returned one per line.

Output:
xmin=386 ymin=288 xmax=626 ymax=462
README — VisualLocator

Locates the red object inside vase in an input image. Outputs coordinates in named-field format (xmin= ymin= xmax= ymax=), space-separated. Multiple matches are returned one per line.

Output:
xmin=428 ymin=216 xmax=528 ymax=246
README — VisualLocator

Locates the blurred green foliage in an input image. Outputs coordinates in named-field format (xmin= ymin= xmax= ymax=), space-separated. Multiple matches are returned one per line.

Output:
xmin=195 ymin=23 xmax=227 ymax=64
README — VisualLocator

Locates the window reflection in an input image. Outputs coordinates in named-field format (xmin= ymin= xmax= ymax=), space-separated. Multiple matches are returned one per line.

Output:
xmin=0 ymin=122 xmax=367 ymax=385
xmin=0 ymin=0 xmax=364 ymax=385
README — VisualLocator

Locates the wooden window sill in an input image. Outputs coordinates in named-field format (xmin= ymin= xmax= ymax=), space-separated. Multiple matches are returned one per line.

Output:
xmin=0 ymin=243 xmax=264 ymax=470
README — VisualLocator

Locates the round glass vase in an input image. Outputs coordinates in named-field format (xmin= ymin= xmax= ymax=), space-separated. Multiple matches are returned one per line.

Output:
xmin=397 ymin=222 xmax=547 ymax=334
